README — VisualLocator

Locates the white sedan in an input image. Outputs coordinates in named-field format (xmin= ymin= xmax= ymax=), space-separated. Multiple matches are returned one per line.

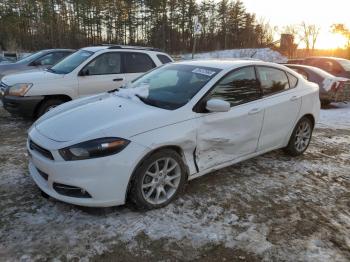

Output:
xmin=27 ymin=60 xmax=320 ymax=209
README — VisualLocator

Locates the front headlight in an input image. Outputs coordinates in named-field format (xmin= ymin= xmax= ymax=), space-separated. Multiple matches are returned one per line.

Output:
xmin=8 ymin=83 xmax=33 ymax=96
xmin=59 ymin=137 xmax=130 ymax=161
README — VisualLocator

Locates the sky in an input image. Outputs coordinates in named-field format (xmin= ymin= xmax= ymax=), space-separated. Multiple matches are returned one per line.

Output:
xmin=237 ymin=0 xmax=350 ymax=49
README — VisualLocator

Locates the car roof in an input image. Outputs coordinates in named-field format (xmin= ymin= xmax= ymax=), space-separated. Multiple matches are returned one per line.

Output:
xmin=305 ymin=56 xmax=348 ymax=61
xmin=81 ymin=45 xmax=166 ymax=54
xmin=41 ymin=49 xmax=76 ymax=53
xmin=286 ymin=64 xmax=334 ymax=77
xmin=173 ymin=59 xmax=284 ymax=70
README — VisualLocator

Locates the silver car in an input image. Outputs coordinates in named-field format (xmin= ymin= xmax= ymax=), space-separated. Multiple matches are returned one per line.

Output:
xmin=0 ymin=49 xmax=74 ymax=80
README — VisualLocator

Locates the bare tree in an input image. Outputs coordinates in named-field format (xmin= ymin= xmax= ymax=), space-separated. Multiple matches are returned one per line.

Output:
xmin=300 ymin=22 xmax=320 ymax=55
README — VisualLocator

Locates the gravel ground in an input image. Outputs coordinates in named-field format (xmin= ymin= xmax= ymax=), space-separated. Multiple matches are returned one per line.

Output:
xmin=0 ymin=105 xmax=350 ymax=262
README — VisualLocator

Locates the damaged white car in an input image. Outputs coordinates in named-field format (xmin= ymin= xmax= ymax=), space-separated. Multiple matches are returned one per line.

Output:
xmin=27 ymin=60 xmax=320 ymax=209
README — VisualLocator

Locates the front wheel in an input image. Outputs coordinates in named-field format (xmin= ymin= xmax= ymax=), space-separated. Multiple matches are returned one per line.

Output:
xmin=129 ymin=149 xmax=187 ymax=210
xmin=284 ymin=117 xmax=313 ymax=156
xmin=36 ymin=98 xmax=65 ymax=118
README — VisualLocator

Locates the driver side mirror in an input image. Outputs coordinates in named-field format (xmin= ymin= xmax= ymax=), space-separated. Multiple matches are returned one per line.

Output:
xmin=206 ymin=99 xmax=230 ymax=113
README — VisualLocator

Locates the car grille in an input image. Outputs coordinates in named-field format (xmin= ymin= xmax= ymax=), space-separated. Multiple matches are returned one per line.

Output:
xmin=0 ymin=81 xmax=8 ymax=91
xmin=53 ymin=183 xmax=92 ymax=198
xmin=0 ymin=81 xmax=8 ymax=96
xmin=29 ymin=140 xmax=54 ymax=160
xmin=37 ymin=168 xmax=49 ymax=181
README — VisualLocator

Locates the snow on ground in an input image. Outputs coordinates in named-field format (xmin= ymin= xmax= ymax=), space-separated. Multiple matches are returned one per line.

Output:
xmin=317 ymin=102 xmax=350 ymax=129
xmin=0 ymin=105 xmax=350 ymax=261
xmin=181 ymin=48 xmax=288 ymax=63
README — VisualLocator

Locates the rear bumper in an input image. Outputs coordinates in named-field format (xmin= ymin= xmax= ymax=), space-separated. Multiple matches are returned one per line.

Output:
xmin=320 ymin=83 xmax=350 ymax=103
xmin=2 ymin=95 xmax=44 ymax=118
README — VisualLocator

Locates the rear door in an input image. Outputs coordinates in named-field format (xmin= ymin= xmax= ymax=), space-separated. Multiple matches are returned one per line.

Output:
xmin=256 ymin=66 xmax=301 ymax=151
xmin=196 ymin=66 xmax=264 ymax=171
xmin=78 ymin=52 xmax=125 ymax=97
xmin=123 ymin=52 xmax=157 ymax=83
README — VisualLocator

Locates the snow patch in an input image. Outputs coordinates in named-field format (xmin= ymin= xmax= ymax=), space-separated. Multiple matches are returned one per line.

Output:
xmin=317 ymin=103 xmax=350 ymax=129
xmin=182 ymin=48 xmax=287 ymax=63
xmin=115 ymin=84 xmax=149 ymax=101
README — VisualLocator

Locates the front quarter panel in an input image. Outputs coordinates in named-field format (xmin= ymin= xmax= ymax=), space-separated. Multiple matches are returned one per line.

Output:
xmin=26 ymin=74 xmax=78 ymax=99
xmin=130 ymin=116 xmax=198 ymax=175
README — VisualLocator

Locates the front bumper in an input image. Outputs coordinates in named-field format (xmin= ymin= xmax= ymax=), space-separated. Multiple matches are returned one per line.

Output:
xmin=27 ymin=130 xmax=148 ymax=207
xmin=2 ymin=95 xmax=44 ymax=118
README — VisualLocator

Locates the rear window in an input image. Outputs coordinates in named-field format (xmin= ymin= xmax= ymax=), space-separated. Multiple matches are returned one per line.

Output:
xmin=257 ymin=66 xmax=289 ymax=95
xmin=124 ymin=53 xmax=155 ymax=73
xmin=157 ymin=54 xmax=172 ymax=64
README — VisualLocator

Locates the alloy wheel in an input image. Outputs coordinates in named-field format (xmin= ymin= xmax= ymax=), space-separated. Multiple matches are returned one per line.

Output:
xmin=141 ymin=157 xmax=181 ymax=205
xmin=294 ymin=120 xmax=312 ymax=152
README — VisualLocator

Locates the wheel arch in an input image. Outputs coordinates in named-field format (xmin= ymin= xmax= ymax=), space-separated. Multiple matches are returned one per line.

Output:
xmin=301 ymin=113 xmax=315 ymax=128
xmin=34 ymin=94 xmax=72 ymax=118
xmin=125 ymin=145 xmax=190 ymax=202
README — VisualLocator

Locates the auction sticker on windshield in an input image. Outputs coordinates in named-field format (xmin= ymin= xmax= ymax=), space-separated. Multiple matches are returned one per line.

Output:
xmin=192 ymin=68 xmax=216 ymax=77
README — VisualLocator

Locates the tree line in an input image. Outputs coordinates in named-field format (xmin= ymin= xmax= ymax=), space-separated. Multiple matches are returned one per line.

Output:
xmin=0 ymin=0 xmax=274 ymax=53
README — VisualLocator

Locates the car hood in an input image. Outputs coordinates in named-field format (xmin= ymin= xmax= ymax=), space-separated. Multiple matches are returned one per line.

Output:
xmin=34 ymin=93 xmax=177 ymax=143
xmin=1 ymin=70 xmax=64 ymax=85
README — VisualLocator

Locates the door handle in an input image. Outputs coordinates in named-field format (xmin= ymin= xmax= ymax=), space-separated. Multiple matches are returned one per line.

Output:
xmin=113 ymin=78 xmax=124 ymax=82
xmin=248 ymin=108 xmax=261 ymax=115
xmin=290 ymin=95 xmax=299 ymax=101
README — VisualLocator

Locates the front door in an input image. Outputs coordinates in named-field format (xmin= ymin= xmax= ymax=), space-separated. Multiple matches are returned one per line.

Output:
xmin=78 ymin=52 xmax=125 ymax=97
xmin=196 ymin=66 xmax=264 ymax=171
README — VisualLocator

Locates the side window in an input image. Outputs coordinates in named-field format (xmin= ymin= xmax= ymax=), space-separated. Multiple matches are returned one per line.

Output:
xmin=124 ymin=53 xmax=155 ymax=73
xmin=209 ymin=66 xmax=261 ymax=107
xmin=34 ymin=53 xmax=56 ymax=66
xmin=287 ymin=72 xmax=299 ymax=88
xmin=84 ymin=52 xmax=121 ymax=75
xmin=157 ymin=54 xmax=172 ymax=64
xmin=257 ymin=67 xmax=289 ymax=96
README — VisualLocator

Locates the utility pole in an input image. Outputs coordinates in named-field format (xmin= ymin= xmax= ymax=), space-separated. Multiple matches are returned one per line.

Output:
xmin=192 ymin=16 xmax=202 ymax=59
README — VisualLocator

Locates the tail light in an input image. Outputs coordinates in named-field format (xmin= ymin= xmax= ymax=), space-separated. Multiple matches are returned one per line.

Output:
xmin=330 ymin=82 xmax=337 ymax=91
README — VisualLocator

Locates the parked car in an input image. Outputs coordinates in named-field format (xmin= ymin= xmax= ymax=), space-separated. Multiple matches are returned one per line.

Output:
xmin=1 ymin=45 xmax=173 ymax=118
xmin=27 ymin=60 xmax=320 ymax=209
xmin=288 ymin=57 xmax=350 ymax=78
xmin=0 ymin=49 xmax=75 ymax=80
xmin=0 ymin=56 xmax=12 ymax=65
xmin=286 ymin=64 xmax=350 ymax=106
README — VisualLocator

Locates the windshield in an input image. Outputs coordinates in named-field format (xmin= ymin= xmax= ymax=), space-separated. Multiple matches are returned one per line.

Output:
xmin=126 ymin=64 xmax=221 ymax=110
xmin=17 ymin=51 xmax=45 ymax=64
xmin=337 ymin=59 xmax=350 ymax=72
xmin=50 ymin=50 xmax=93 ymax=74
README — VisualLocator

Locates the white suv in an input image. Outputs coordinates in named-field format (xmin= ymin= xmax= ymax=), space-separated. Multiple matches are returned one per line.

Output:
xmin=0 ymin=45 xmax=173 ymax=118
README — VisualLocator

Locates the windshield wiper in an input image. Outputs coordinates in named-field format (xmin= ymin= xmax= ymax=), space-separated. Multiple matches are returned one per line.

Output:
xmin=135 ymin=94 xmax=160 ymax=107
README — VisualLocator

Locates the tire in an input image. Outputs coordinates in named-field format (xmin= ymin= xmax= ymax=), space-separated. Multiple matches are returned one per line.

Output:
xmin=284 ymin=117 xmax=313 ymax=157
xmin=129 ymin=149 xmax=187 ymax=210
xmin=36 ymin=98 xmax=65 ymax=118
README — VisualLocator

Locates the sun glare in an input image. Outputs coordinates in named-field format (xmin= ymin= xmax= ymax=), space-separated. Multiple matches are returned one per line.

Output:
xmin=317 ymin=32 xmax=348 ymax=49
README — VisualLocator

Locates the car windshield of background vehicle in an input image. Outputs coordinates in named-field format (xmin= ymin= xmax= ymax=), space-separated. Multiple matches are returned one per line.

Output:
xmin=16 ymin=51 xmax=45 ymax=64
xmin=128 ymin=64 xmax=221 ymax=110
xmin=50 ymin=50 xmax=93 ymax=74
xmin=337 ymin=60 xmax=350 ymax=72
